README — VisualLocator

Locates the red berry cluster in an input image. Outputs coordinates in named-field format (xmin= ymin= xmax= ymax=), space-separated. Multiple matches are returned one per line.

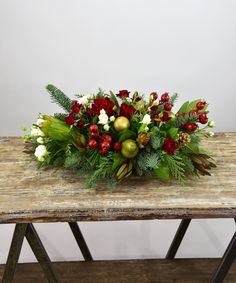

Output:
xmin=87 ymin=125 xmax=121 ymax=155
xmin=182 ymin=101 xmax=208 ymax=132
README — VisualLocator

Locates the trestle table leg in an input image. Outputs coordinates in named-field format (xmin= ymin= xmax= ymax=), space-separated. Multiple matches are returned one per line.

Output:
xmin=68 ymin=222 xmax=93 ymax=261
xmin=210 ymin=231 xmax=236 ymax=283
xmin=166 ymin=219 xmax=191 ymax=259
xmin=2 ymin=224 xmax=28 ymax=283
xmin=25 ymin=224 xmax=61 ymax=283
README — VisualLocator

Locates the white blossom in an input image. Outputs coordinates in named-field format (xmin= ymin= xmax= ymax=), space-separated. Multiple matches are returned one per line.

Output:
xmin=208 ymin=121 xmax=216 ymax=128
xmin=140 ymin=114 xmax=151 ymax=125
xmin=98 ymin=109 xmax=109 ymax=125
xmin=36 ymin=118 xmax=45 ymax=127
xmin=37 ymin=137 xmax=44 ymax=144
xmin=77 ymin=95 xmax=92 ymax=105
xmin=103 ymin=124 xmax=110 ymax=131
xmin=34 ymin=145 xmax=48 ymax=162
xmin=110 ymin=116 xmax=115 ymax=122
xmin=31 ymin=127 xmax=45 ymax=137
xmin=208 ymin=131 xmax=214 ymax=137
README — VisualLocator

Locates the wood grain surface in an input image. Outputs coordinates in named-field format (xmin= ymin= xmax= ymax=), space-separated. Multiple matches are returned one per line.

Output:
xmin=0 ymin=259 xmax=236 ymax=283
xmin=0 ymin=133 xmax=235 ymax=223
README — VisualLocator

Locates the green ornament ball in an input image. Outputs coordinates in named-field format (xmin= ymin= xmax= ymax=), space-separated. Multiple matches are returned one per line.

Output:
xmin=121 ymin=139 xmax=139 ymax=158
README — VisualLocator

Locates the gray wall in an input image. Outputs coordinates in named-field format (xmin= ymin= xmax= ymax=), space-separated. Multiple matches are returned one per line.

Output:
xmin=0 ymin=0 xmax=235 ymax=263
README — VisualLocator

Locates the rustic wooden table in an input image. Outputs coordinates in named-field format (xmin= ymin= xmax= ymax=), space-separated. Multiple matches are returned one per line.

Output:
xmin=0 ymin=133 xmax=235 ymax=283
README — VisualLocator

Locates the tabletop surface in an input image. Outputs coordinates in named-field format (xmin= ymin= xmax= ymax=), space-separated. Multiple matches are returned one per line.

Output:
xmin=0 ymin=133 xmax=235 ymax=223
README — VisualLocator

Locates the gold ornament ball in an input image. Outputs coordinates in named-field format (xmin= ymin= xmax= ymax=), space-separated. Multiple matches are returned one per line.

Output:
xmin=113 ymin=116 xmax=130 ymax=132
xmin=121 ymin=139 xmax=139 ymax=158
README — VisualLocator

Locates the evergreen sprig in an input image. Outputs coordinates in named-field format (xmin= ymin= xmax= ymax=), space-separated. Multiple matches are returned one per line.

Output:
xmin=169 ymin=93 xmax=178 ymax=104
xmin=46 ymin=84 xmax=72 ymax=112
xmin=169 ymin=114 xmax=198 ymax=128
xmin=54 ymin=113 xmax=67 ymax=121
xmin=166 ymin=154 xmax=185 ymax=182
xmin=150 ymin=135 xmax=161 ymax=150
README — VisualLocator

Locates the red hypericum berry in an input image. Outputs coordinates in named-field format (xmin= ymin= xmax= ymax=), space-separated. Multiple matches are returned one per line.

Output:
xmin=200 ymin=117 xmax=208 ymax=124
xmin=135 ymin=97 xmax=142 ymax=102
xmin=151 ymin=105 xmax=158 ymax=111
xmin=101 ymin=141 xmax=110 ymax=150
xmin=113 ymin=141 xmax=121 ymax=152
xmin=161 ymin=93 xmax=169 ymax=102
xmin=189 ymin=110 xmax=197 ymax=115
xmin=161 ymin=111 xmax=170 ymax=122
xmin=77 ymin=120 xmax=85 ymax=128
xmin=164 ymin=103 xmax=173 ymax=111
xmin=90 ymin=132 xmax=99 ymax=138
xmin=101 ymin=134 xmax=112 ymax=144
xmin=184 ymin=123 xmax=193 ymax=131
xmin=191 ymin=123 xmax=198 ymax=131
xmin=99 ymin=148 xmax=108 ymax=155
xmin=150 ymin=92 xmax=158 ymax=100
xmin=89 ymin=124 xmax=99 ymax=133
xmin=88 ymin=139 xmax=98 ymax=149
xmin=198 ymin=112 xmax=206 ymax=119
xmin=196 ymin=101 xmax=206 ymax=110
xmin=65 ymin=113 xmax=76 ymax=125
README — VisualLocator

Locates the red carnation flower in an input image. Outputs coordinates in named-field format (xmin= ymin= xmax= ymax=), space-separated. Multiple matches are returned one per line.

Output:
xmin=65 ymin=113 xmax=76 ymax=125
xmin=77 ymin=120 xmax=85 ymax=128
xmin=120 ymin=103 xmax=136 ymax=119
xmin=89 ymin=97 xmax=115 ymax=116
xmin=117 ymin=90 xmax=130 ymax=98
xmin=163 ymin=137 xmax=177 ymax=155
xmin=71 ymin=100 xmax=81 ymax=114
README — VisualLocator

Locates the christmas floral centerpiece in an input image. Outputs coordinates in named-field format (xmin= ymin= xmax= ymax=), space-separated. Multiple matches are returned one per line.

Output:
xmin=24 ymin=85 xmax=216 ymax=188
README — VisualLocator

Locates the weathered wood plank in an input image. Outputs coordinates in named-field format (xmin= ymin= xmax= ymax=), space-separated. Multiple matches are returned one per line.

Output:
xmin=0 ymin=259 xmax=236 ymax=283
xmin=0 ymin=133 xmax=235 ymax=223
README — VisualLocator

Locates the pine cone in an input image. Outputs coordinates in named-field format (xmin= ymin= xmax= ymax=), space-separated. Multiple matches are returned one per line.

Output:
xmin=177 ymin=132 xmax=191 ymax=147
xmin=137 ymin=133 xmax=151 ymax=148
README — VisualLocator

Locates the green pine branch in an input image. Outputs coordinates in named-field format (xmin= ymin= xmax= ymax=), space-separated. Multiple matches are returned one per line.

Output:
xmin=169 ymin=114 xmax=198 ymax=128
xmin=166 ymin=154 xmax=185 ymax=182
xmin=169 ymin=93 xmax=178 ymax=104
xmin=54 ymin=113 xmax=67 ymax=121
xmin=46 ymin=84 xmax=72 ymax=113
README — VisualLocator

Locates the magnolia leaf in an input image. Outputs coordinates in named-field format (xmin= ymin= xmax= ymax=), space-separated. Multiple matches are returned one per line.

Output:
xmin=109 ymin=91 xmax=119 ymax=108
xmin=177 ymin=101 xmax=189 ymax=114
xmin=167 ymin=128 xmax=179 ymax=138
xmin=118 ymin=130 xmax=137 ymax=142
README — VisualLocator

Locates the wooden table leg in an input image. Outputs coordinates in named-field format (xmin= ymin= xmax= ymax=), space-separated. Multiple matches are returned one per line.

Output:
xmin=68 ymin=222 xmax=93 ymax=261
xmin=2 ymin=224 xmax=27 ymax=283
xmin=210 ymin=230 xmax=236 ymax=283
xmin=166 ymin=219 xmax=191 ymax=259
xmin=25 ymin=224 xmax=61 ymax=283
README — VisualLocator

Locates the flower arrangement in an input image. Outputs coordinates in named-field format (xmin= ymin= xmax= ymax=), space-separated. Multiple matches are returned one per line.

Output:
xmin=24 ymin=85 xmax=216 ymax=188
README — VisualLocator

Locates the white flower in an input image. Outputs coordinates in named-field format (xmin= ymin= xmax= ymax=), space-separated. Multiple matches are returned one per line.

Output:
xmin=31 ymin=127 xmax=45 ymax=137
xmin=208 ymin=121 xmax=216 ymax=128
xmin=36 ymin=118 xmax=45 ymax=127
xmin=34 ymin=145 xmax=48 ymax=162
xmin=140 ymin=114 xmax=151 ymax=125
xmin=208 ymin=131 xmax=214 ymax=137
xmin=78 ymin=95 xmax=92 ymax=105
xmin=110 ymin=116 xmax=115 ymax=122
xmin=37 ymin=137 xmax=44 ymax=144
xmin=104 ymin=124 xmax=110 ymax=131
xmin=98 ymin=109 xmax=109 ymax=125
